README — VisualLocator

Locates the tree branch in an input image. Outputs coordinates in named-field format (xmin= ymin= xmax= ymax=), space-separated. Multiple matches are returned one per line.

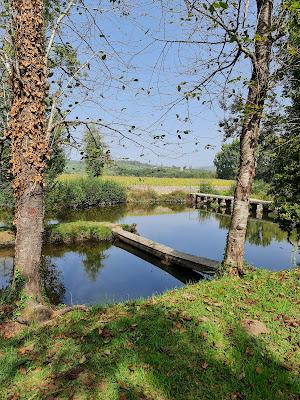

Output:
xmin=46 ymin=0 xmax=76 ymax=64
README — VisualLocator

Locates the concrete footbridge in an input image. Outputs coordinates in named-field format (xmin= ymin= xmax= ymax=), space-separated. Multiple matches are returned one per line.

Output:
xmin=112 ymin=227 xmax=218 ymax=276
xmin=189 ymin=192 xmax=272 ymax=217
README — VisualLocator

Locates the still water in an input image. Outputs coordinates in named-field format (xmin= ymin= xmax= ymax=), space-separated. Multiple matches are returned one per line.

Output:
xmin=0 ymin=205 xmax=299 ymax=305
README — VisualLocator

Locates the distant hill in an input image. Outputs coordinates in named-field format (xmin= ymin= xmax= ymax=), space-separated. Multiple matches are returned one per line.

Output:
xmin=65 ymin=160 xmax=216 ymax=178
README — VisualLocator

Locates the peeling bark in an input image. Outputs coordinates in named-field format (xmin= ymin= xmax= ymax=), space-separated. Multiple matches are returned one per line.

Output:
xmin=224 ymin=0 xmax=274 ymax=273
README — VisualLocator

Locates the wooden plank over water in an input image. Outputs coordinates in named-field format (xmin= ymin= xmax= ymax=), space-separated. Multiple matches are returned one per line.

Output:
xmin=112 ymin=227 xmax=218 ymax=275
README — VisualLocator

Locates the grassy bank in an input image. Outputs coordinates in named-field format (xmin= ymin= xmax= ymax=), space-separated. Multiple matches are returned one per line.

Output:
xmin=0 ymin=268 xmax=299 ymax=400
xmin=0 ymin=222 xmax=136 ymax=247
xmin=46 ymin=221 xmax=115 ymax=244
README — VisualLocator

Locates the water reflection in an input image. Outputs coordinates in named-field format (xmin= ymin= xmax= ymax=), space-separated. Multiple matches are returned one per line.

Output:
xmin=0 ymin=205 xmax=298 ymax=306
xmin=41 ymin=257 xmax=65 ymax=305
xmin=0 ymin=255 xmax=13 ymax=289
xmin=196 ymin=207 xmax=297 ymax=248
xmin=54 ymin=203 xmax=188 ymax=224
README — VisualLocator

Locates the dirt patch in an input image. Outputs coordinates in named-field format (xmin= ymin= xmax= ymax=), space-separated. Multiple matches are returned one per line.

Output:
xmin=0 ymin=320 xmax=24 ymax=339
xmin=0 ymin=231 xmax=15 ymax=248
xmin=242 ymin=319 xmax=269 ymax=336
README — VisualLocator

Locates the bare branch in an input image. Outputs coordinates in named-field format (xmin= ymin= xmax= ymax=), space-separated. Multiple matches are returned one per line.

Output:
xmin=46 ymin=0 xmax=76 ymax=64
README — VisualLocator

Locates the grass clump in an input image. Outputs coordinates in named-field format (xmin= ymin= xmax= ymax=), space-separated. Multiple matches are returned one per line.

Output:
xmin=127 ymin=189 xmax=187 ymax=204
xmin=199 ymin=182 xmax=220 ymax=194
xmin=159 ymin=190 xmax=187 ymax=203
xmin=0 ymin=268 xmax=299 ymax=399
xmin=47 ymin=221 xmax=114 ymax=243
xmin=127 ymin=188 xmax=159 ymax=204
xmin=46 ymin=178 xmax=126 ymax=212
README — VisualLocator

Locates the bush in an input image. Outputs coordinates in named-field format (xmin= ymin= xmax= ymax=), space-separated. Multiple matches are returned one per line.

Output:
xmin=126 ymin=189 xmax=158 ymax=204
xmin=159 ymin=190 xmax=187 ymax=203
xmin=199 ymin=182 xmax=219 ymax=194
xmin=226 ymin=180 xmax=271 ymax=200
xmin=46 ymin=177 xmax=126 ymax=212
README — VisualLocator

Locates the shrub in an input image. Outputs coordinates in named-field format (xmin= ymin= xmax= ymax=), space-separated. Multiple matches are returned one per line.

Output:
xmin=46 ymin=177 xmax=126 ymax=212
xmin=159 ymin=190 xmax=187 ymax=203
xmin=199 ymin=182 xmax=219 ymax=194
xmin=126 ymin=189 xmax=158 ymax=204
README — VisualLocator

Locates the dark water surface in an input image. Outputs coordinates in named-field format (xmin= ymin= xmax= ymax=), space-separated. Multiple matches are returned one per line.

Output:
xmin=0 ymin=205 xmax=299 ymax=305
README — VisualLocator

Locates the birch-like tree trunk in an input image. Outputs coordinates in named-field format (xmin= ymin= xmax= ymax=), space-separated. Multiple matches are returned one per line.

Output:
xmin=223 ymin=0 xmax=274 ymax=273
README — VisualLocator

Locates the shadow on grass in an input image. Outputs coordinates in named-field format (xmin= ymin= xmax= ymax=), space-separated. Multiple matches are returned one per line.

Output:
xmin=2 ymin=299 xmax=299 ymax=400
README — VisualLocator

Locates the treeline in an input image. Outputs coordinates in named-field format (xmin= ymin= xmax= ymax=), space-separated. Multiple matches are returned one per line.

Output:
xmin=66 ymin=160 xmax=216 ymax=179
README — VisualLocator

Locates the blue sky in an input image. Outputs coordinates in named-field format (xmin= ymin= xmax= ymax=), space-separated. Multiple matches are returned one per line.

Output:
xmin=58 ymin=0 xmax=252 ymax=167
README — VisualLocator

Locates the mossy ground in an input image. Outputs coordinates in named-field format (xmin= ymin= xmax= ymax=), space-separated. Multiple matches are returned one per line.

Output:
xmin=0 ymin=268 xmax=299 ymax=400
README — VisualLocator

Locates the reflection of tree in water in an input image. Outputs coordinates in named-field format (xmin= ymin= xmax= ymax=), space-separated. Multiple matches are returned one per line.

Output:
xmin=197 ymin=208 xmax=292 ymax=247
xmin=43 ymin=242 xmax=112 ymax=287
xmin=79 ymin=243 xmax=111 ymax=281
xmin=246 ymin=220 xmax=288 ymax=247
xmin=40 ymin=257 xmax=65 ymax=305
xmin=197 ymin=210 xmax=216 ymax=223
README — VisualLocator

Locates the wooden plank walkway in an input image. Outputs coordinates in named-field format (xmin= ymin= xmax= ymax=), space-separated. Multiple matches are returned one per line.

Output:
xmin=112 ymin=227 xmax=218 ymax=275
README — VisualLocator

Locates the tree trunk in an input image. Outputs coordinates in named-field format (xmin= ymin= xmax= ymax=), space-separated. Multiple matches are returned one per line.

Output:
xmin=8 ymin=0 xmax=49 ymax=306
xmin=223 ymin=0 xmax=273 ymax=274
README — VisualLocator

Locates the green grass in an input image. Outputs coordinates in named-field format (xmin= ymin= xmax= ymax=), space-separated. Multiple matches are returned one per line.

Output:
xmin=1 ymin=268 xmax=299 ymax=399
xmin=126 ymin=189 xmax=187 ymax=204
xmin=46 ymin=221 xmax=136 ymax=244
xmin=47 ymin=221 xmax=114 ymax=243
xmin=46 ymin=178 xmax=126 ymax=212
xmin=59 ymin=174 xmax=234 ymax=188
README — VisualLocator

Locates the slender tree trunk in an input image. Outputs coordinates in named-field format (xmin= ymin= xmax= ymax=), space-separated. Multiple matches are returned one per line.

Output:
xmin=8 ymin=1 xmax=49 ymax=306
xmin=223 ymin=0 xmax=273 ymax=273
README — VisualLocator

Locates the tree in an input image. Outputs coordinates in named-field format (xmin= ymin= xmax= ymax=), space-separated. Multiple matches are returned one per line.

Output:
xmin=214 ymin=140 xmax=239 ymax=179
xmin=218 ymin=96 xmax=276 ymax=183
xmin=148 ymin=0 xmax=287 ymax=273
xmin=0 ymin=0 xmax=143 ymax=318
xmin=214 ymin=135 xmax=275 ymax=182
xmin=83 ymin=127 xmax=108 ymax=177
xmin=219 ymin=0 xmax=279 ymax=272
xmin=6 ymin=1 xmax=49 ymax=313
xmin=272 ymin=6 xmax=300 ymax=241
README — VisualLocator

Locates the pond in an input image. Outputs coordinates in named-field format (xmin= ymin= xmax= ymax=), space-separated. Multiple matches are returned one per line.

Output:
xmin=0 ymin=204 xmax=299 ymax=306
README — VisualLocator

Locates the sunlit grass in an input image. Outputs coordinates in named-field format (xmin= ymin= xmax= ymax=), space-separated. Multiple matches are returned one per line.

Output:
xmin=48 ymin=221 xmax=114 ymax=243
xmin=1 ymin=268 xmax=299 ymax=399
xmin=59 ymin=174 xmax=234 ymax=188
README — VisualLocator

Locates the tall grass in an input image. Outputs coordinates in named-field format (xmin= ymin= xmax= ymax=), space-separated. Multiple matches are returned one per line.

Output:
xmin=46 ymin=177 xmax=126 ymax=212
